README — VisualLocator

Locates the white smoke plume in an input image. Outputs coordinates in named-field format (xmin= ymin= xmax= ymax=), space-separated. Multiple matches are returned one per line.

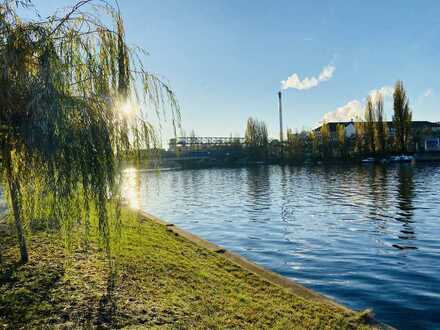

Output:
xmin=320 ymin=85 xmax=393 ymax=123
xmin=281 ymin=64 xmax=335 ymax=91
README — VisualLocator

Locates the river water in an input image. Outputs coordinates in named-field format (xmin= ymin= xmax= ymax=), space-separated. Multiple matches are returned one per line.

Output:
xmin=122 ymin=164 xmax=440 ymax=329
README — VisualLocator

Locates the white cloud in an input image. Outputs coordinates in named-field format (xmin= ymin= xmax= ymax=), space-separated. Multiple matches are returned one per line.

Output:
xmin=368 ymin=86 xmax=393 ymax=103
xmin=423 ymin=88 xmax=433 ymax=97
xmin=318 ymin=65 xmax=335 ymax=81
xmin=321 ymin=100 xmax=363 ymax=123
xmin=281 ymin=64 xmax=335 ymax=91
xmin=320 ymin=85 xmax=393 ymax=123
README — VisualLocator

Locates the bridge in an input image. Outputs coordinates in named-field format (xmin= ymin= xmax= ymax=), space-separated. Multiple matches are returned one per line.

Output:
xmin=169 ymin=136 xmax=246 ymax=151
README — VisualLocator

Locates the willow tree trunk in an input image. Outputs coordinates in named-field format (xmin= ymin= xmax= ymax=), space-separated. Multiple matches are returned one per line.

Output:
xmin=3 ymin=150 xmax=28 ymax=263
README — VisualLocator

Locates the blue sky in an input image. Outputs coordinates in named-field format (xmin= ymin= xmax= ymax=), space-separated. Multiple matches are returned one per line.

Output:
xmin=34 ymin=1 xmax=440 ymax=141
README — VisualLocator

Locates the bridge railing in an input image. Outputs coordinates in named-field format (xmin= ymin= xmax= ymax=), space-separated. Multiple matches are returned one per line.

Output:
xmin=169 ymin=137 xmax=282 ymax=152
xmin=169 ymin=137 xmax=246 ymax=149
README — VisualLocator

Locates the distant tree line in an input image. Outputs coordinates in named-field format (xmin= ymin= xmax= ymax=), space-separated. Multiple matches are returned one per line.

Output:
xmin=171 ymin=80 xmax=430 ymax=166
xmin=283 ymin=80 xmax=418 ymax=163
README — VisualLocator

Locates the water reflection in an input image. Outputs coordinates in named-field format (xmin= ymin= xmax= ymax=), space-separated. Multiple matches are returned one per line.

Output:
xmin=123 ymin=164 xmax=440 ymax=329
xmin=121 ymin=167 xmax=141 ymax=209
xmin=245 ymin=166 xmax=271 ymax=222
xmin=370 ymin=165 xmax=388 ymax=212
xmin=396 ymin=166 xmax=415 ymax=221
xmin=280 ymin=166 xmax=293 ymax=224
xmin=395 ymin=166 xmax=416 ymax=245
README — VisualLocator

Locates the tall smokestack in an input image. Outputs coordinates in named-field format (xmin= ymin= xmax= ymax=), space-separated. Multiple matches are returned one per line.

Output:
xmin=278 ymin=91 xmax=284 ymax=143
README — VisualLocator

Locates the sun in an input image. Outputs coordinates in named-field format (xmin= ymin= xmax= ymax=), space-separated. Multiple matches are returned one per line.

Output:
xmin=119 ymin=100 xmax=137 ymax=119
xmin=121 ymin=102 xmax=132 ymax=115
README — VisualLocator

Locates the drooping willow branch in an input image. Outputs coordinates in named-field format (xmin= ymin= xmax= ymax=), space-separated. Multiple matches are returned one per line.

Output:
xmin=0 ymin=0 xmax=180 ymax=262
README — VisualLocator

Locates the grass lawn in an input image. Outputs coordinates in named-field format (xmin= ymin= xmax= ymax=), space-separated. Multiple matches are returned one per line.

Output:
xmin=0 ymin=211 xmax=379 ymax=329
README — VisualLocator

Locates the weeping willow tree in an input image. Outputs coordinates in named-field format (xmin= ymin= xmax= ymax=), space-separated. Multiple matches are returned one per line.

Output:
xmin=0 ymin=0 xmax=180 ymax=263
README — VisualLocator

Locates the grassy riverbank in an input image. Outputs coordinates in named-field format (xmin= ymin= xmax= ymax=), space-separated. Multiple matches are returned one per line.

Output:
xmin=1 ymin=211 xmax=377 ymax=329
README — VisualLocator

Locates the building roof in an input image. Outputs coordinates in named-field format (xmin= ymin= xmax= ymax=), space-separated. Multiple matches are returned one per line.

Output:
xmin=314 ymin=120 xmax=440 ymax=132
xmin=314 ymin=122 xmax=353 ymax=132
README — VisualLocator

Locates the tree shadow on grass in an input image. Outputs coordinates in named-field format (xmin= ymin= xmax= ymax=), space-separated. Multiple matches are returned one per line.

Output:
xmin=0 ymin=231 xmax=126 ymax=329
xmin=0 ymin=239 xmax=65 ymax=327
xmin=97 ymin=274 xmax=118 ymax=327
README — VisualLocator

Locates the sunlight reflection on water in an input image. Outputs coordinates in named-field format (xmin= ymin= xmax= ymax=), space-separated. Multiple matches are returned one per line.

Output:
xmin=121 ymin=164 xmax=440 ymax=330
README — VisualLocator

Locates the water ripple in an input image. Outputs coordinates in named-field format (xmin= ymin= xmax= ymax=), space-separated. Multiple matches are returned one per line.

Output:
xmin=122 ymin=164 xmax=440 ymax=330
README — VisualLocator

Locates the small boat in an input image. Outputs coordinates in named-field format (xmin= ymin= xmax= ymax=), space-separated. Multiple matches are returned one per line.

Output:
xmin=390 ymin=155 xmax=414 ymax=163
xmin=361 ymin=157 xmax=375 ymax=163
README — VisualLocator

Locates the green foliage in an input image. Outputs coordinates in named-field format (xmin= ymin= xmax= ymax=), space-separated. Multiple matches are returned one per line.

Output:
xmin=354 ymin=117 xmax=366 ymax=155
xmin=364 ymin=96 xmax=376 ymax=153
xmin=336 ymin=124 xmax=346 ymax=157
xmin=308 ymin=131 xmax=320 ymax=157
xmin=286 ymin=129 xmax=305 ymax=162
xmin=0 ymin=0 xmax=180 ymax=262
xmin=393 ymin=80 xmax=412 ymax=153
xmin=319 ymin=122 xmax=330 ymax=157
xmin=374 ymin=94 xmax=387 ymax=154
xmin=244 ymin=117 xmax=268 ymax=160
